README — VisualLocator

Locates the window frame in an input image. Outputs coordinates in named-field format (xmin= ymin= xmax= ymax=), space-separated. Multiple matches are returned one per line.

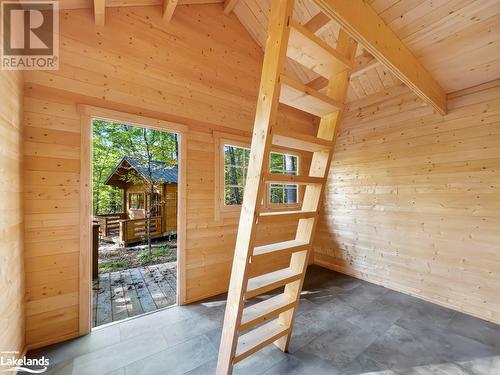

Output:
xmin=214 ymin=132 xmax=302 ymax=221
xmin=128 ymin=192 xmax=145 ymax=210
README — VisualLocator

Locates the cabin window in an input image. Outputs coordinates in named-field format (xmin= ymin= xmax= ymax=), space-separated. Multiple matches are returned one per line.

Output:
xmin=223 ymin=144 xmax=299 ymax=206
xmin=129 ymin=193 xmax=145 ymax=209
xmin=223 ymin=144 xmax=250 ymax=205
xmin=269 ymin=152 xmax=299 ymax=205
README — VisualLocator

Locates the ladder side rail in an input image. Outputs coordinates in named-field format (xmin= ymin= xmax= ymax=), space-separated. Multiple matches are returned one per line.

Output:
xmin=216 ymin=1 xmax=295 ymax=374
xmin=274 ymin=29 xmax=358 ymax=352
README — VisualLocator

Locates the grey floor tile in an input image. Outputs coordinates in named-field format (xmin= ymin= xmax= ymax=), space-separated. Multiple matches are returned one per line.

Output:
xmin=430 ymin=328 xmax=499 ymax=363
xmin=395 ymin=298 xmax=456 ymax=332
xmin=457 ymin=355 xmax=500 ymax=374
xmin=299 ymin=298 xmax=359 ymax=328
xmin=300 ymin=320 xmax=378 ymax=369
xmin=262 ymin=351 xmax=340 ymax=375
xmin=43 ymin=358 xmax=74 ymax=375
xmin=28 ymin=325 xmax=121 ymax=366
xmin=183 ymin=359 xmax=217 ymax=375
xmin=337 ymin=282 xmax=389 ymax=310
xmin=28 ymin=266 xmax=500 ymax=375
xmin=105 ymin=368 xmax=126 ymax=375
xmin=119 ymin=305 xmax=192 ymax=341
xmin=361 ymin=324 xmax=440 ymax=369
xmin=340 ymin=353 xmax=388 ymax=375
xmin=72 ymin=331 xmax=167 ymax=375
xmin=346 ymin=299 xmax=405 ymax=336
xmin=287 ymin=313 xmax=328 ymax=354
xmin=446 ymin=313 xmax=500 ymax=350
xmin=124 ymin=335 xmax=216 ymax=375
xmin=233 ymin=345 xmax=288 ymax=374
xmin=162 ymin=313 xmax=223 ymax=350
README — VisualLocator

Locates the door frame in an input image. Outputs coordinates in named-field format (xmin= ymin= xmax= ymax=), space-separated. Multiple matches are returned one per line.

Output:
xmin=77 ymin=105 xmax=188 ymax=335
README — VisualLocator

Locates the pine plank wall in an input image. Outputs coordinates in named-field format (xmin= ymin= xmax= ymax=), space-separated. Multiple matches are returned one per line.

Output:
xmin=314 ymin=81 xmax=500 ymax=324
xmin=22 ymin=4 xmax=315 ymax=349
xmin=7 ymin=1 xmax=499 ymax=353
xmin=0 ymin=70 xmax=24 ymax=365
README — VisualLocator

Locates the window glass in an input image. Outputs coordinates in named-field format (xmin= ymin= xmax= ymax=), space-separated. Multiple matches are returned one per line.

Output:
xmin=269 ymin=153 xmax=298 ymax=205
xmin=223 ymin=145 xmax=250 ymax=205
xmin=223 ymin=144 xmax=299 ymax=206
xmin=129 ymin=193 xmax=145 ymax=209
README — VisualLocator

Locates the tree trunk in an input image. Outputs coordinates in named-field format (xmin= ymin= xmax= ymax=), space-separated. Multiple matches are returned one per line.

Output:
xmin=284 ymin=155 xmax=296 ymax=203
xmin=227 ymin=146 xmax=241 ymax=204
xmin=143 ymin=128 xmax=153 ymax=255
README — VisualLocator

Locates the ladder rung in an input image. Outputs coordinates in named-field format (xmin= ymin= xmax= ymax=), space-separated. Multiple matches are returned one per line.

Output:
xmin=240 ymin=293 xmax=296 ymax=331
xmin=246 ymin=267 xmax=302 ymax=299
xmin=287 ymin=20 xmax=351 ymax=79
xmin=234 ymin=319 xmax=290 ymax=364
xmin=272 ymin=130 xmax=333 ymax=152
xmin=265 ymin=173 xmax=324 ymax=185
xmin=257 ymin=210 xmax=317 ymax=224
xmin=279 ymin=75 xmax=342 ymax=116
xmin=253 ymin=239 xmax=309 ymax=258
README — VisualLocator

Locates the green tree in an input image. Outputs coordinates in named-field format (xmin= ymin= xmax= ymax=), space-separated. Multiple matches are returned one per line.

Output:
xmin=92 ymin=120 xmax=178 ymax=254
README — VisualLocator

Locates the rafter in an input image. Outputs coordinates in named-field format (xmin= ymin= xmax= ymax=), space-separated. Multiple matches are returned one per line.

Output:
xmin=163 ymin=0 xmax=178 ymax=21
xmin=93 ymin=0 xmax=105 ymax=26
xmin=223 ymin=0 xmax=238 ymax=14
xmin=313 ymin=0 xmax=447 ymax=114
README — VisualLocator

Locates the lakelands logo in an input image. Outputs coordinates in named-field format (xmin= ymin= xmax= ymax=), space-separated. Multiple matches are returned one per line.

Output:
xmin=1 ymin=351 xmax=49 ymax=373
xmin=1 ymin=0 xmax=59 ymax=70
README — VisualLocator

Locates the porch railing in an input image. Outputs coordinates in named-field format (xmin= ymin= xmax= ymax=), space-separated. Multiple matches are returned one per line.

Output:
xmin=119 ymin=216 xmax=162 ymax=245
xmin=95 ymin=213 xmax=127 ymax=238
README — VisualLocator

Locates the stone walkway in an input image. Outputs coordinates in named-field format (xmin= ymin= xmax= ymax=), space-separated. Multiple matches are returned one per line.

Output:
xmin=92 ymin=262 xmax=177 ymax=327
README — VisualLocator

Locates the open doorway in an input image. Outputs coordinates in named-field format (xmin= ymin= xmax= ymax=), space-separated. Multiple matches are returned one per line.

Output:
xmin=91 ymin=118 xmax=179 ymax=328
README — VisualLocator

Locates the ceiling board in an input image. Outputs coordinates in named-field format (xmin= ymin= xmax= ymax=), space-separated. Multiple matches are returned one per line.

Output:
xmin=233 ymin=0 xmax=500 ymax=101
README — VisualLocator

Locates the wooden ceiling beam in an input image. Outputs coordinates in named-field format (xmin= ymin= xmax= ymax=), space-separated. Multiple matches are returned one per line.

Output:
xmin=313 ymin=0 xmax=447 ymax=114
xmin=223 ymin=0 xmax=238 ymax=14
xmin=163 ymin=0 xmax=178 ymax=21
xmin=93 ymin=0 xmax=105 ymax=26
xmin=307 ymin=53 xmax=380 ymax=91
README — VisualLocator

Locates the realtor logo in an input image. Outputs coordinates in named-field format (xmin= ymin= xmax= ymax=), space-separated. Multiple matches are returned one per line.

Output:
xmin=1 ymin=0 xmax=59 ymax=70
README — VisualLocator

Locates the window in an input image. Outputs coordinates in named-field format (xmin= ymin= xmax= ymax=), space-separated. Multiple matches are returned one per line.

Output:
xmin=269 ymin=152 xmax=298 ymax=205
xmin=129 ymin=193 xmax=145 ymax=209
xmin=223 ymin=144 xmax=299 ymax=206
xmin=224 ymin=144 xmax=249 ymax=205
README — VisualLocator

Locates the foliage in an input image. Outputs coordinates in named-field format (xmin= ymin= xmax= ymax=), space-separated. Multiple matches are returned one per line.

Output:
xmin=137 ymin=246 xmax=176 ymax=266
xmin=223 ymin=144 xmax=298 ymax=205
xmin=92 ymin=119 xmax=178 ymax=215
xmin=98 ymin=260 xmax=132 ymax=273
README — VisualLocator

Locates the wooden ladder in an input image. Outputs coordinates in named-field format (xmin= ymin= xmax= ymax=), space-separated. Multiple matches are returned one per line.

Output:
xmin=216 ymin=1 xmax=357 ymax=373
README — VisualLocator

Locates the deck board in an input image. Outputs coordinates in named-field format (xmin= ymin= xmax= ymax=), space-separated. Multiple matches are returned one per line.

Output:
xmin=139 ymin=266 xmax=170 ymax=309
xmin=121 ymin=270 xmax=144 ymax=317
xmin=95 ymin=273 xmax=113 ymax=326
xmin=149 ymin=265 xmax=176 ymax=306
xmin=92 ymin=262 xmax=177 ymax=327
xmin=110 ymin=271 xmax=130 ymax=322
xmin=129 ymin=268 xmax=157 ymax=313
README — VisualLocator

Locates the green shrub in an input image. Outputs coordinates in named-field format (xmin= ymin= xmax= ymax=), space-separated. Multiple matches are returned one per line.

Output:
xmin=99 ymin=260 xmax=131 ymax=272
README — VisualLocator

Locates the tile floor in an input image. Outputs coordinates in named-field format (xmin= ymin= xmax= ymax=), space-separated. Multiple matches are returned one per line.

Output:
xmin=28 ymin=266 xmax=500 ymax=375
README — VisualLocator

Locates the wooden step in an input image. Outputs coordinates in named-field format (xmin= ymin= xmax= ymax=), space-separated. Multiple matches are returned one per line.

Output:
xmin=253 ymin=239 xmax=309 ymax=258
xmin=279 ymin=75 xmax=342 ymax=116
xmin=246 ymin=267 xmax=302 ymax=299
xmin=265 ymin=173 xmax=324 ymax=185
xmin=257 ymin=210 xmax=318 ymax=224
xmin=287 ymin=20 xmax=351 ymax=79
xmin=240 ymin=294 xmax=296 ymax=331
xmin=272 ymin=130 xmax=333 ymax=152
xmin=234 ymin=319 xmax=290 ymax=364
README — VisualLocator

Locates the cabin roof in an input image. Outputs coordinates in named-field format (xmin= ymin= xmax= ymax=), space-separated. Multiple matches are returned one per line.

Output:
xmin=105 ymin=156 xmax=178 ymax=188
